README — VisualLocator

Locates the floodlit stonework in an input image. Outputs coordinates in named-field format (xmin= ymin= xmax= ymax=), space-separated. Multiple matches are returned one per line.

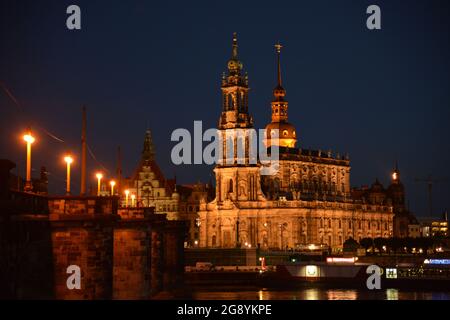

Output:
xmin=198 ymin=34 xmax=396 ymax=252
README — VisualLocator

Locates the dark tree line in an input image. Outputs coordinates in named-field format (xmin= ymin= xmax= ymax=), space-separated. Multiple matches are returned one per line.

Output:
xmin=344 ymin=236 xmax=442 ymax=255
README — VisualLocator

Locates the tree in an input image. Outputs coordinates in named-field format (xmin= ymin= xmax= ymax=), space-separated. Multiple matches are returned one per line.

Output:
xmin=374 ymin=237 xmax=385 ymax=255
xmin=359 ymin=238 xmax=374 ymax=254
xmin=343 ymin=237 xmax=359 ymax=253
xmin=390 ymin=237 xmax=402 ymax=254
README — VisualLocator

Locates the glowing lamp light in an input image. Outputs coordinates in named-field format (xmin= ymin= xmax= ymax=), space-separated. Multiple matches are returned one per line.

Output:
xmin=64 ymin=155 xmax=73 ymax=164
xmin=131 ymin=194 xmax=136 ymax=207
xmin=63 ymin=155 xmax=73 ymax=195
xmin=392 ymin=172 xmax=398 ymax=180
xmin=96 ymin=172 xmax=103 ymax=196
xmin=124 ymin=189 xmax=130 ymax=207
xmin=23 ymin=130 xmax=35 ymax=191
xmin=23 ymin=134 xmax=35 ymax=144
xmin=110 ymin=180 xmax=116 ymax=196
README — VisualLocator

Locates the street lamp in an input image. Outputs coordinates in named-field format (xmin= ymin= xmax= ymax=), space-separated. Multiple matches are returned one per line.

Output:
xmin=23 ymin=129 xmax=35 ymax=192
xmin=64 ymin=155 xmax=73 ymax=195
xmin=96 ymin=172 xmax=103 ymax=196
xmin=131 ymin=194 xmax=136 ymax=207
xmin=124 ymin=189 xmax=130 ymax=207
xmin=110 ymin=180 xmax=116 ymax=196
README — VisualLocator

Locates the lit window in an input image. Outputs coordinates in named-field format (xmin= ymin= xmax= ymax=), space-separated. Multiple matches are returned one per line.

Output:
xmin=283 ymin=130 xmax=288 ymax=136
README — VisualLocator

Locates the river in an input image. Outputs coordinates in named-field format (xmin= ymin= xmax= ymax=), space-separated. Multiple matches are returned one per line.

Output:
xmin=187 ymin=287 xmax=450 ymax=300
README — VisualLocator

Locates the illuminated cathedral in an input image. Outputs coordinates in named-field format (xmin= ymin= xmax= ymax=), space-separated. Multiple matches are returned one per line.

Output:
xmin=197 ymin=34 xmax=403 ymax=252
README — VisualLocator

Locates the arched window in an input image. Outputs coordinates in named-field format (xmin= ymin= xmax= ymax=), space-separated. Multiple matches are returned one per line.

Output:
xmin=212 ymin=235 xmax=217 ymax=247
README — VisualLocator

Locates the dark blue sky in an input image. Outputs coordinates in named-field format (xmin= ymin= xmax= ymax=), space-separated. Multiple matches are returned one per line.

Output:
xmin=1 ymin=0 xmax=449 ymax=218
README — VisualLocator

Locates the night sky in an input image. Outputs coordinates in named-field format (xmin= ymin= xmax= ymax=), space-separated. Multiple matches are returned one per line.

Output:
xmin=1 ymin=0 xmax=449 ymax=218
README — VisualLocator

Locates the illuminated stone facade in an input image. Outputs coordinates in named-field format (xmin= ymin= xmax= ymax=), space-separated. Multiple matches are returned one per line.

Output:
xmin=119 ymin=130 xmax=213 ymax=245
xmin=198 ymin=34 xmax=395 ymax=251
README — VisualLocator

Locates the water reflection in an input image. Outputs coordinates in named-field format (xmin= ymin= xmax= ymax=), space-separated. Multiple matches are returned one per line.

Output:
xmin=386 ymin=289 xmax=399 ymax=300
xmin=326 ymin=290 xmax=358 ymax=300
xmin=191 ymin=287 xmax=450 ymax=300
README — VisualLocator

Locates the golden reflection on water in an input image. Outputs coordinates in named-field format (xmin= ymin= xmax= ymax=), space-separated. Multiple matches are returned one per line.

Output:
xmin=305 ymin=289 xmax=320 ymax=300
xmin=386 ymin=289 xmax=399 ymax=300
xmin=326 ymin=290 xmax=358 ymax=300
xmin=192 ymin=287 xmax=450 ymax=300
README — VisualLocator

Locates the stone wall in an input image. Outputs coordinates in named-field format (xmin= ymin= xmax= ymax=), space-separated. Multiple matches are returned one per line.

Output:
xmin=1 ymin=160 xmax=187 ymax=299
xmin=49 ymin=197 xmax=116 ymax=299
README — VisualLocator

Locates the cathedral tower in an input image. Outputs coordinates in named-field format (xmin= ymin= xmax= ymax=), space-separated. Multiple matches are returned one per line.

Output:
xmin=265 ymin=43 xmax=297 ymax=148
xmin=214 ymin=33 xmax=263 ymax=204
xmin=388 ymin=162 xmax=406 ymax=213
xmin=218 ymin=32 xmax=253 ymax=130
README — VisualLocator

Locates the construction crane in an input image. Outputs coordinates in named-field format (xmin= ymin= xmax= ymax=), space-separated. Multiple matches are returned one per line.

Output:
xmin=415 ymin=175 xmax=450 ymax=217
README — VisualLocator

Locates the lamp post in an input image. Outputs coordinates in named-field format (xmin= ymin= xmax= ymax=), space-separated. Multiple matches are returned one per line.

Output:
xmin=131 ymin=194 xmax=136 ymax=207
xmin=64 ymin=155 xmax=73 ymax=195
xmin=96 ymin=173 xmax=103 ymax=196
xmin=110 ymin=180 xmax=116 ymax=196
xmin=124 ymin=189 xmax=130 ymax=207
xmin=23 ymin=129 xmax=35 ymax=192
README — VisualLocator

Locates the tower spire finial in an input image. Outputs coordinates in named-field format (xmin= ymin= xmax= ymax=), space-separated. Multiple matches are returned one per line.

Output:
xmin=142 ymin=129 xmax=155 ymax=161
xmin=275 ymin=42 xmax=283 ymax=87
xmin=232 ymin=32 xmax=238 ymax=59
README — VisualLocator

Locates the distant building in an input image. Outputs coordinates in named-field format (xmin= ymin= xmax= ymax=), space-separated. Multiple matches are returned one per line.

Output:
xmin=420 ymin=212 xmax=449 ymax=237
xmin=351 ymin=164 xmax=420 ymax=238
xmin=108 ymin=130 xmax=214 ymax=245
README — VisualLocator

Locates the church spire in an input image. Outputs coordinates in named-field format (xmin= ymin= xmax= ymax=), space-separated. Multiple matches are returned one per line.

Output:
xmin=142 ymin=129 xmax=155 ymax=161
xmin=275 ymin=43 xmax=283 ymax=87
xmin=273 ymin=43 xmax=286 ymax=101
xmin=227 ymin=32 xmax=243 ymax=76
xmin=219 ymin=33 xmax=252 ymax=129
xmin=265 ymin=42 xmax=297 ymax=148
xmin=232 ymin=32 xmax=238 ymax=60
xmin=392 ymin=161 xmax=400 ymax=183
